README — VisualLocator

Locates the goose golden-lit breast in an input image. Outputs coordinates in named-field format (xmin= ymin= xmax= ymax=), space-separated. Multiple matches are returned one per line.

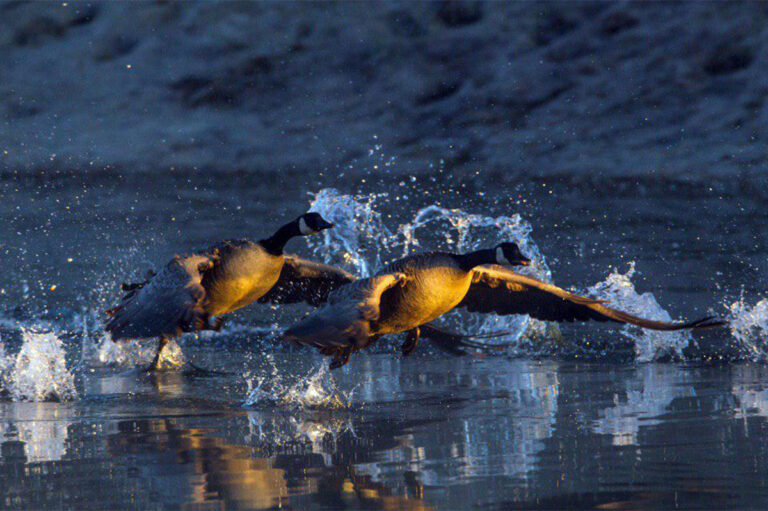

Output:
xmin=374 ymin=253 xmax=473 ymax=335
xmin=202 ymin=242 xmax=284 ymax=316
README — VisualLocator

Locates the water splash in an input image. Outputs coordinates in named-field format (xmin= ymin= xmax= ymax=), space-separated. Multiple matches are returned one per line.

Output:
xmin=244 ymin=360 xmax=355 ymax=409
xmin=0 ymin=338 xmax=10 ymax=392
xmin=726 ymin=297 xmax=768 ymax=360
xmin=2 ymin=328 xmax=77 ymax=402
xmin=400 ymin=205 xmax=551 ymax=281
xmin=586 ymin=262 xmax=689 ymax=362
xmin=246 ymin=411 xmax=353 ymax=452
xmin=307 ymin=189 xmax=558 ymax=349
xmin=94 ymin=334 xmax=186 ymax=369
xmin=307 ymin=188 xmax=397 ymax=277
xmin=400 ymin=205 xmax=558 ymax=349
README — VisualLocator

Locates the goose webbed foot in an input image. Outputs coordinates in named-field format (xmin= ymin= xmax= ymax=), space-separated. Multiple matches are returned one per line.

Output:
xmin=182 ymin=361 xmax=230 ymax=377
xmin=198 ymin=315 xmax=225 ymax=332
xmin=401 ymin=327 xmax=420 ymax=357
xmin=209 ymin=317 xmax=225 ymax=331
xmin=329 ymin=348 xmax=352 ymax=370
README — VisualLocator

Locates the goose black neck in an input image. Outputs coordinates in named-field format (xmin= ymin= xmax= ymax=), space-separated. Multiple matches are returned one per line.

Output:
xmin=260 ymin=220 xmax=300 ymax=255
xmin=453 ymin=248 xmax=495 ymax=272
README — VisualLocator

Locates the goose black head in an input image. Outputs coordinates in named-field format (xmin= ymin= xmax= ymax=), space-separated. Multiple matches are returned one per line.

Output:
xmin=494 ymin=242 xmax=531 ymax=267
xmin=298 ymin=212 xmax=334 ymax=236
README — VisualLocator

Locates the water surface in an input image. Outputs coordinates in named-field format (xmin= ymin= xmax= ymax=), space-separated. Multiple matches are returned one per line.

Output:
xmin=5 ymin=355 xmax=768 ymax=509
xmin=1 ymin=171 xmax=767 ymax=509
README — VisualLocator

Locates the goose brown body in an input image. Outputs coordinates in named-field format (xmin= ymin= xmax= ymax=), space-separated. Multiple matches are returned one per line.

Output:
xmin=373 ymin=253 xmax=473 ymax=335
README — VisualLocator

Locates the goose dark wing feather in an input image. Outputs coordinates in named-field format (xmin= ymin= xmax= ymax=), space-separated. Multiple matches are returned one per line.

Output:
xmin=282 ymin=273 xmax=408 ymax=351
xmin=258 ymin=255 xmax=356 ymax=306
xmin=460 ymin=266 xmax=725 ymax=330
xmin=105 ymin=255 xmax=210 ymax=340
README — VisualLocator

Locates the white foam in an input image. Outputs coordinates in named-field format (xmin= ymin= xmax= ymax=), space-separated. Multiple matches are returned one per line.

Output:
xmin=0 ymin=338 xmax=10 ymax=390
xmin=307 ymin=188 xmax=397 ymax=277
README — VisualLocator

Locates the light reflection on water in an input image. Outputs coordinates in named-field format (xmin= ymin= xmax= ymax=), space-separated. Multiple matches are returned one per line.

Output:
xmin=1 ymin=174 xmax=767 ymax=509
xmin=591 ymin=364 xmax=695 ymax=446
xmin=1 ymin=355 xmax=768 ymax=509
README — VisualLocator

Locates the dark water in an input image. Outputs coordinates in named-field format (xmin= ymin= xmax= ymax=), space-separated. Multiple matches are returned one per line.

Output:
xmin=5 ymin=355 xmax=768 ymax=510
xmin=1 ymin=171 xmax=767 ymax=509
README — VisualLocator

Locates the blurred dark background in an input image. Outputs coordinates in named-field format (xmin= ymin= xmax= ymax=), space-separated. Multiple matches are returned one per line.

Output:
xmin=0 ymin=1 xmax=765 ymax=324
xmin=1 ymin=1 xmax=767 ymax=186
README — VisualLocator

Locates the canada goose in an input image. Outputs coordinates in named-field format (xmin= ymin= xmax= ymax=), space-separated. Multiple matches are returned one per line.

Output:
xmin=282 ymin=242 xmax=726 ymax=368
xmin=105 ymin=212 xmax=355 ymax=372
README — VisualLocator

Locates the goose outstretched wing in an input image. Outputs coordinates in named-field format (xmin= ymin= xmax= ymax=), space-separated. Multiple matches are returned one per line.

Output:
xmin=258 ymin=255 xmax=356 ymax=306
xmin=105 ymin=254 xmax=210 ymax=340
xmin=282 ymin=273 xmax=408 ymax=351
xmin=456 ymin=266 xmax=725 ymax=330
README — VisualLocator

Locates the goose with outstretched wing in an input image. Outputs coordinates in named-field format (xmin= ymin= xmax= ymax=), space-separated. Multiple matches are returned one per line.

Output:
xmin=455 ymin=265 xmax=721 ymax=329
xmin=282 ymin=242 xmax=726 ymax=369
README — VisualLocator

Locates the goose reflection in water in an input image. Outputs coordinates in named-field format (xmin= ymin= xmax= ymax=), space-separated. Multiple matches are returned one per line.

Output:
xmin=6 ymin=358 xmax=768 ymax=509
xmin=105 ymin=416 xmax=431 ymax=510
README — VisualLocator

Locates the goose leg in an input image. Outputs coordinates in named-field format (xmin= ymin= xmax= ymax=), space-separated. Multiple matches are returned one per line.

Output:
xmin=144 ymin=335 xmax=227 ymax=376
xmin=144 ymin=335 xmax=170 ymax=372
xmin=330 ymin=348 xmax=352 ymax=370
xmin=401 ymin=327 xmax=420 ymax=357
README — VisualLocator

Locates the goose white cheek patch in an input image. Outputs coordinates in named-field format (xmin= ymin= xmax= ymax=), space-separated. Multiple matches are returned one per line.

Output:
xmin=299 ymin=217 xmax=314 ymax=235
xmin=496 ymin=247 xmax=511 ymax=265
